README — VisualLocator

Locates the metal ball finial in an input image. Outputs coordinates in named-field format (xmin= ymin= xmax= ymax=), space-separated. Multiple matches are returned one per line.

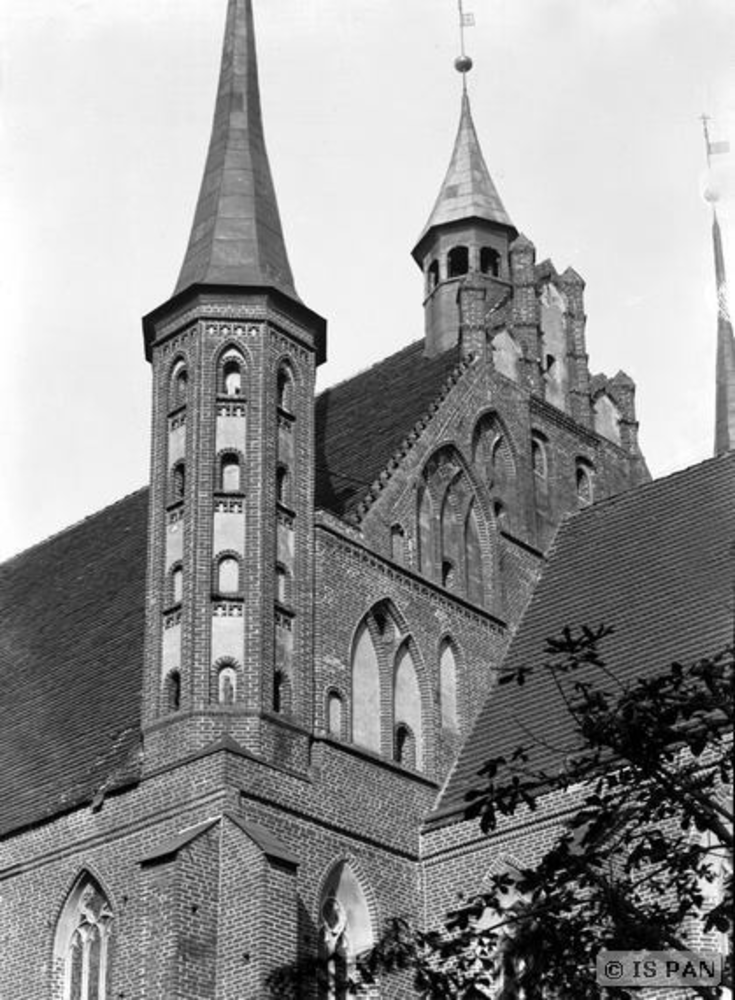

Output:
xmin=454 ymin=54 xmax=473 ymax=74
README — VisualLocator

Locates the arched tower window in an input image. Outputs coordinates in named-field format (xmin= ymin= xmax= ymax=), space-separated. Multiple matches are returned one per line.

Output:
xmin=220 ymin=454 xmax=241 ymax=492
xmin=170 ymin=565 xmax=183 ymax=605
xmin=447 ymin=245 xmax=469 ymax=277
xmin=319 ymin=863 xmax=374 ymax=999
xmin=277 ymin=363 xmax=295 ymax=413
xmin=171 ymin=461 xmax=186 ymax=502
xmin=217 ymin=556 xmax=239 ymax=593
xmin=221 ymin=356 xmax=243 ymax=396
xmin=427 ymin=259 xmax=440 ymax=291
xmin=54 ymin=872 xmax=113 ymax=1000
xmin=218 ymin=664 xmax=237 ymax=705
xmin=275 ymin=563 xmax=291 ymax=605
xmin=276 ymin=464 xmax=289 ymax=505
xmin=480 ymin=246 xmax=500 ymax=276
xmin=170 ymin=360 xmax=188 ymax=409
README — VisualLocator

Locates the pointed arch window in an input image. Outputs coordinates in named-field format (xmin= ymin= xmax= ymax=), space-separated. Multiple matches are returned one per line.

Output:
xmin=277 ymin=364 xmax=295 ymax=413
xmin=54 ymin=873 xmax=113 ymax=1000
xmin=531 ymin=435 xmax=548 ymax=480
xmin=351 ymin=624 xmax=381 ymax=753
xmin=576 ymin=460 xmax=594 ymax=507
xmin=319 ymin=863 xmax=374 ymax=1000
xmin=170 ymin=360 xmax=188 ymax=409
xmin=222 ymin=359 xmax=242 ymax=396
xmin=448 ymin=245 xmax=469 ymax=277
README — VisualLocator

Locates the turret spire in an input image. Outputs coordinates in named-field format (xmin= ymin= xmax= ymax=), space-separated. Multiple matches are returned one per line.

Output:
xmin=413 ymin=90 xmax=514 ymax=258
xmin=174 ymin=0 xmax=299 ymax=301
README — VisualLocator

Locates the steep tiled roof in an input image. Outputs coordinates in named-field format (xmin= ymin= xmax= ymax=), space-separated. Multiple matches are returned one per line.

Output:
xmin=0 ymin=489 xmax=148 ymax=838
xmin=429 ymin=452 xmax=735 ymax=827
xmin=315 ymin=340 xmax=462 ymax=518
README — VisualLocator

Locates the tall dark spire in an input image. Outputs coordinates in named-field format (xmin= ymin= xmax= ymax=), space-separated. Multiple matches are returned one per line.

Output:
xmin=174 ymin=0 xmax=299 ymax=301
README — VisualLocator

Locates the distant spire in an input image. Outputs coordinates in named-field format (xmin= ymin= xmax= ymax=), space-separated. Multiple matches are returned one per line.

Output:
xmin=174 ymin=0 xmax=299 ymax=301
xmin=413 ymin=90 xmax=514 ymax=257
xmin=703 ymin=115 xmax=735 ymax=455
xmin=713 ymin=211 xmax=735 ymax=455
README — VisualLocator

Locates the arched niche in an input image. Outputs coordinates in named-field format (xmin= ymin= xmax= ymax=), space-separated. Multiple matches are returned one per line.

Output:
xmin=439 ymin=640 xmax=459 ymax=733
xmin=319 ymin=862 xmax=375 ymax=998
xmin=351 ymin=624 xmax=380 ymax=753
xmin=394 ymin=644 xmax=423 ymax=769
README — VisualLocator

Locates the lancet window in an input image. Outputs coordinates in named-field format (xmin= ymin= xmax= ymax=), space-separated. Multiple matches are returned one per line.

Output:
xmin=418 ymin=446 xmax=487 ymax=607
xmin=54 ymin=873 xmax=113 ymax=1000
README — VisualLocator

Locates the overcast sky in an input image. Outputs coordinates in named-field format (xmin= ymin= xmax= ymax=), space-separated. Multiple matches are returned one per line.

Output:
xmin=1 ymin=0 xmax=734 ymax=562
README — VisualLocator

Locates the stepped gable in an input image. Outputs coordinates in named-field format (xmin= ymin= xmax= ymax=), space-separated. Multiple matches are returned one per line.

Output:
xmin=0 ymin=489 xmax=148 ymax=838
xmin=315 ymin=340 xmax=462 ymax=518
xmin=428 ymin=452 xmax=735 ymax=827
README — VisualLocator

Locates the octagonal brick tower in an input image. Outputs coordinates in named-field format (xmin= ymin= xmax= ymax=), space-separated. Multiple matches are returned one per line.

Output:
xmin=140 ymin=0 xmax=326 ymax=772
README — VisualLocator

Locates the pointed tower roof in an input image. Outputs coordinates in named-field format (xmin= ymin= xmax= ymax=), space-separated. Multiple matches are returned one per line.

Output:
xmin=174 ymin=0 xmax=299 ymax=301
xmin=713 ymin=210 xmax=735 ymax=455
xmin=413 ymin=90 xmax=514 ymax=261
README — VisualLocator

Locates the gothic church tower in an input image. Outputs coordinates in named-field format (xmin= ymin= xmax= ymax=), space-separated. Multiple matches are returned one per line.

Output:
xmin=140 ymin=0 xmax=326 ymax=769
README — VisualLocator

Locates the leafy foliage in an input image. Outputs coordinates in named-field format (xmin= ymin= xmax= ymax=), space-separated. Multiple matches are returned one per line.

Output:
xmin=270 ymin=628 xmax=733 ymax=998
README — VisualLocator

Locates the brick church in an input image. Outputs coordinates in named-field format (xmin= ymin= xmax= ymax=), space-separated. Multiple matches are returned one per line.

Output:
xmin=1 ymin=2 xmax=732 ymax=997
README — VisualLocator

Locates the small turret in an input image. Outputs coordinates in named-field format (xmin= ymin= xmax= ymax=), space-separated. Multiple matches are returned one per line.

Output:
xmin=413 ymin=82 xmax=517 ymax=358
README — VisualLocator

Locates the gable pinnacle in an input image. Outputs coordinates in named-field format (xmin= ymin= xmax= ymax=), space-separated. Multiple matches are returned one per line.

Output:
xmin=174 ymin=0 xmax=299 ymax=301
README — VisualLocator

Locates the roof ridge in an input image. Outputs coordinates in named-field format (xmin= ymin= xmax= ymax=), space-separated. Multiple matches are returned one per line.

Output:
xmin=316 ymin=339 xmax=426 ymax=399
xmin=1 ymin=485 xmax=148 ymax=568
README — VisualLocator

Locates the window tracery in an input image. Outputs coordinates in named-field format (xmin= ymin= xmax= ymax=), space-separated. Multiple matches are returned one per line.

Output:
xmin=55 ymin=873 xmax=113 ymax=1000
